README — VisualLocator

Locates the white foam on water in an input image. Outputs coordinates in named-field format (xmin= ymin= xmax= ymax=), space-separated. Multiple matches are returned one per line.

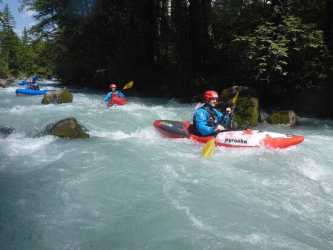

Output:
xmin=4 ymin=134 xmax=57 ymax=157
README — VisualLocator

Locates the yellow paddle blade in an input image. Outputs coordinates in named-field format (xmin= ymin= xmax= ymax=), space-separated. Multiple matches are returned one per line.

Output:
xmin=123 ymin=81 xmax=134 ymax=90
xmin=89 ymin=104 xmax=97 ymax=109
xmin=201 ymin=138 xmax=216 ymax=158
xmin=232 ymin=89 xmax=239 ymax=104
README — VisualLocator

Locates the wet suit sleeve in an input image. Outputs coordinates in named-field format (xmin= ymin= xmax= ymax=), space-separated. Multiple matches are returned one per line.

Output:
xmin=103 ymin=92 xmax=112 ymax=101
xmin=194 ymin=109 xmax=216 ymax=136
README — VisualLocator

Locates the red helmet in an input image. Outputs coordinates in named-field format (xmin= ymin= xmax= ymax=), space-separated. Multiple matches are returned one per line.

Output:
xmin=203 ymin=90 xmax=218 ymax=104
xmin=110 ymin=83 xmax=117 ymax=89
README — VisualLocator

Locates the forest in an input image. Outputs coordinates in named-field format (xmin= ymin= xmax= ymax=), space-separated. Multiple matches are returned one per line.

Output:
xmin=1 ymin=0 xmax=333 ymax=117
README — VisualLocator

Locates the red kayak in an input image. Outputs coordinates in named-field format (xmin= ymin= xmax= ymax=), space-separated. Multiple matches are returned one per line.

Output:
xmin=154 ymin=120 xmax=304 ymax=149
xmin=107 ymin=96 xmax=127 ymax=106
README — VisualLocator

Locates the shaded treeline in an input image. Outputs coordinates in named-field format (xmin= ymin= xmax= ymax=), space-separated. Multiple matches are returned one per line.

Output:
xmin=2 ymin=0 xmax=333 ymax=116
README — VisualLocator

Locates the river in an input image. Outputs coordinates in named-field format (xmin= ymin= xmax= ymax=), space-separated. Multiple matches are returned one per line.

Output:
xmin=1 ymin=80 xmax=332 ymax=250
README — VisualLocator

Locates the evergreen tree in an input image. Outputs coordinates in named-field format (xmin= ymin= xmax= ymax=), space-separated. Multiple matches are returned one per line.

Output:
xmin=0 ymin=4 xmax=20 ymax=75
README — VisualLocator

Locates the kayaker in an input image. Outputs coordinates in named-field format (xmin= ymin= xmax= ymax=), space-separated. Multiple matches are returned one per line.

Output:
xmin=193 ymin=90 xmax=231 ymax=136
xmin=25 ymin=81 xmax=39 ymax=90
xmin=103 ymin=83 xmax=124 ymax=102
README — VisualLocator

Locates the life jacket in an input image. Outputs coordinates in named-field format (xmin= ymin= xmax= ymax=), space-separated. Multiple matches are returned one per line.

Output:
xmin=192 ymin=105 xmax=219 ymax=133
xmin=30 ymin=84 xmax=39 ymax=90
xmin=111 ymin=91 xmax=119 ymax=97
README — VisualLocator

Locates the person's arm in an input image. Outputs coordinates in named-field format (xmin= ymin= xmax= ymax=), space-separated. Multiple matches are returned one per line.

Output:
xmin=217 ymin=108 xmax=231 ymax=127
xmin=117 ymin=91 xmax=124 ymax=98
xmin=103 ymin=92 xmax=111 ymax=101
xmin=194 ymin=109 xmax=216 ymax=136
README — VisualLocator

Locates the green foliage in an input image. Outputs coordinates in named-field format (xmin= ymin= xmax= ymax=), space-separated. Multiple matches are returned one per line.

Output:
xmin=0 ymin=2 xmax=57 ymax=78
xmin=0 ymin=4 xmax=19 ymax=73
xmin=233 ymin=6 xmax=326 ymax=82
xmin=0 ymin=58 xmax=9 ymax=78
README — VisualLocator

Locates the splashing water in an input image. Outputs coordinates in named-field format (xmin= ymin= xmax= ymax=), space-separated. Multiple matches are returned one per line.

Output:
xmin=1 ymin=80 xmax=333 ymax=249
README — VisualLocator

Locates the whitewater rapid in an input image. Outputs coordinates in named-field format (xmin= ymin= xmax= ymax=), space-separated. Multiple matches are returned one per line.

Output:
xmin=1 ymin=80 xmax=332 ymax=250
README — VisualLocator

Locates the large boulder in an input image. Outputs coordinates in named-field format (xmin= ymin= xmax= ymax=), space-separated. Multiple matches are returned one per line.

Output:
xmin=0 ymin=79 xmax=11 ymax=88
xmin=227 ymin=96 xmax=261 ymax=129
xmin=219 ymin=86 xmax=258 ymax=106
xmin=41 ymin=88 xmax=73 ymax=104
xmin=219 ymin=86 xmax=260 ymax=129
xmin=44 ymin=117 xmax=89 ymax=139
xmin=265 ymin=110 xmax=299 ymax=126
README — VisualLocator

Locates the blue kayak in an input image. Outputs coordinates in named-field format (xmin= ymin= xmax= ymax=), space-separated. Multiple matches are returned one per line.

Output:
xmin=15 ymin=89 xmax=49 ymax=95
xmin=19 ymin=80 xmax=30 ymax=85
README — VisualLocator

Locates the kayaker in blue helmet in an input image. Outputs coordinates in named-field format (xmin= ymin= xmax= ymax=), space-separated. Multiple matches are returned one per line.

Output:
xmin=193 ymin=90 xmax=231 ymax=136
xmin=103 ymin=83 xmax=124 ymax=102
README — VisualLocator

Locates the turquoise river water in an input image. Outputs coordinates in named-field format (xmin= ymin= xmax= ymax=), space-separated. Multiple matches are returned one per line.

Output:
xmin=1 ymin=80 xmax=333 ymax=250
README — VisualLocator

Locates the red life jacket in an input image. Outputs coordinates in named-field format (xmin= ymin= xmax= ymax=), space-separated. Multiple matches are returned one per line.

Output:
xmin=30 ymin=84 xmax=39 ymax=90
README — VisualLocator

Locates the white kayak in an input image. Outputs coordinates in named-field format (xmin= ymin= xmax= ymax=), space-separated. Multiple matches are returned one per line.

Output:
xmin=214 ymin=129 xmax=304 ymax=148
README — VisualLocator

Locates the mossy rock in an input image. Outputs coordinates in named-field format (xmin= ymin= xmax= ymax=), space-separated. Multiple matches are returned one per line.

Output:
xmin=266 ymin=110 xmax=299 ymax=126
xmin=220 ymin=86 xmax=258 ymax=105
xmin=41 ymin=88 xmax=73 ymax=104
xmin=44 ymin=117 xmax=89 ymax=139
xmin=225 ymin=97 xmax=260 ymax=129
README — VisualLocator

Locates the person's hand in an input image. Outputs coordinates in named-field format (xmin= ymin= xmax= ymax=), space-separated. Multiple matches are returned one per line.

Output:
xmin=225 ymin=107 xmax=231 ymax=114
xmin=215 ymin=124 xmax=224 ymax=132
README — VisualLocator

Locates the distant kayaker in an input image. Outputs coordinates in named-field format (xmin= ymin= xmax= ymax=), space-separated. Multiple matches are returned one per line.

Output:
xmin=193 ymin=90 xmax=231 ymax=136
xmin=103 ymin=83 xmax=124 ymax=102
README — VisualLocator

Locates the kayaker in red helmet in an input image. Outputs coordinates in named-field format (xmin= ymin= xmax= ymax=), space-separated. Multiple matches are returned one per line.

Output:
xmin=192 ymin=90 xmax=231 ymax=136
xmin=103 ymin=83 xmax=124 ymax=102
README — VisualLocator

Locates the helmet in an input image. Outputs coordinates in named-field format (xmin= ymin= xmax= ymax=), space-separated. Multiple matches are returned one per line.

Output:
xmin=203 ymin=91 xmax=218 ymax=104
xmin=110 ymin=83 xmax=117 ymax=89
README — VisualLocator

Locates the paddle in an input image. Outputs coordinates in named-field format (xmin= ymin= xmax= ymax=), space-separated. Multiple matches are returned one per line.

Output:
xmin=201 ymin=89 xmax=240 ymax=158
xmin=121 ymin=81 xmax=133 ymax=91
xmin=89 ymin=81 xmax=134 ymax=109
xmin=33 ymin=75 xmax=39 ymax=82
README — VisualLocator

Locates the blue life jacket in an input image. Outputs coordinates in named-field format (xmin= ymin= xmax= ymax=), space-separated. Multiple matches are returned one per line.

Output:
xmin=192 ymin=105 xmax=220 ymax=136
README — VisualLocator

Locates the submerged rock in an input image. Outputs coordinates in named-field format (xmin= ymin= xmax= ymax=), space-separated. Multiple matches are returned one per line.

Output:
xmin=41 ymin=88 xmax=73 ymax=104
xmin=0 ymin=126 xmax=13 ymax=138
xmin=44 ymin=117 xmax=89 ymax=139
xmin=265 ymin=110 xmax=299 ymax=126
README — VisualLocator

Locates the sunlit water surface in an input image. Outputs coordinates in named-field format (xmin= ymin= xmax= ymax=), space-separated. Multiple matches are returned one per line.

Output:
xmin=1 ymin=81 xmax=333 ymax=250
